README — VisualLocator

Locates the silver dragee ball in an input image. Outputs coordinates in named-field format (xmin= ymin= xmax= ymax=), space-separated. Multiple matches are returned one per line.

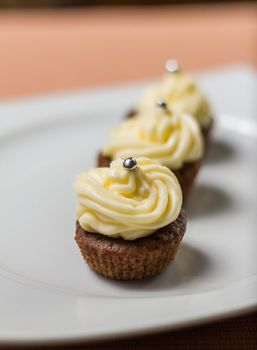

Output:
xmin=123 ymin=157 xmax=137 ymax=170
xmin=165 ymin=59 xmax=180 ymax=73
xmin=156 ymin=98 xmax=168 ymax=110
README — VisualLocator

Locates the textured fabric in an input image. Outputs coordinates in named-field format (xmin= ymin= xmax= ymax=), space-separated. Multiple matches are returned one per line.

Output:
xmin=0 ymin=312 xmax=256 ymax=349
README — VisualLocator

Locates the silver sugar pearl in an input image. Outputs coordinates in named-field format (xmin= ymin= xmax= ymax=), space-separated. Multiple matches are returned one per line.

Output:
xmin=156 ymin=98 xmax=168 ymax=110
xmin=123 ymin=157 xmax=137 ymax=170
xmin=165 ymin=59 xmax=180 ymax=73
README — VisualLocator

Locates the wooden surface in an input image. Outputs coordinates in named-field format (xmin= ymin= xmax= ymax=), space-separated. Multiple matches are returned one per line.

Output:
xmin=0 ymin=3 xmax=256 ymax=349
xmin=0 ymin=2 xmax=256 ymax=99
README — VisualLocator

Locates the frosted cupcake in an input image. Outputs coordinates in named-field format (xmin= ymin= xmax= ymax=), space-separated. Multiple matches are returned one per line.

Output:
xmin=73 ymin=157 xmax=186 ymax=280
xmin=98 ymin=102 xmax=204 ymax=204
xmin=128 ymin=59 xmax=213 ymax=146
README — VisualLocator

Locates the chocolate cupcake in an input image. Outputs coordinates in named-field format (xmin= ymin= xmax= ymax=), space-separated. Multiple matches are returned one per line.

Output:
xmin=128 ymin=59 xmax=213 ymax=148
xmin=73 ymin=157 xmax=186 ymax=280
xmin=99 ymin=104 xmax=204 ymax=204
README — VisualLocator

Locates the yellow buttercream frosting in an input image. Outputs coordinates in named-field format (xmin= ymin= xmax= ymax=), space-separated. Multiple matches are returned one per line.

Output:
xmin=73 ymin=157 xmax=182 ymax=240
xmin=103 ymin=108 xmax=204 ymax=170
xmin=137 ymin=72 xmax=212 ymax=128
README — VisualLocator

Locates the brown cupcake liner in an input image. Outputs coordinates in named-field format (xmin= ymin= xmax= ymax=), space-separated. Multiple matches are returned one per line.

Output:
xmin=75 ymin=209 xmax=186 ymax=280
xmin=172 ymin=158 xmax=202 ymax=205
xmin=97 ymin=152 xmax=202 ymax=206
xmin=202 ymin=119 xmax=213 ymax=151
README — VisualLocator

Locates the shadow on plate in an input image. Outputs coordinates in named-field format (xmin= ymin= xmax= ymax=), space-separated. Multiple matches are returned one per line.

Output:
xmin=105 ymin=243 xmax=212 ymax=293
xmin=205 ymin=139 xmax=235 ymax=164
xmin=187 ymin=183 xmax=233 ymax=219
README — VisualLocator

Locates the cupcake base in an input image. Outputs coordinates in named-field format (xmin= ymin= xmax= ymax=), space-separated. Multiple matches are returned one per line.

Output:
xmin=97 ymin=153 xmax=202 ymax=205
xmin=202 ymin=119 xmax=213 ymax=150
xmin=75 ymin=209 xmax=186 ymax=280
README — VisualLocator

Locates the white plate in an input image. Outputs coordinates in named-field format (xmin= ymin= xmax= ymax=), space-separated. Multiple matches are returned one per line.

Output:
xmin=0 ymin=65 xmax=256 ymax=345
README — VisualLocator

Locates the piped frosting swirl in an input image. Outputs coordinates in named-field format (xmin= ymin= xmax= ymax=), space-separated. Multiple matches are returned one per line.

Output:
xmin=73 ymin=157 xmax=182 ymax=240
xmin=103 ymin=107 xmax=204 ymax=170
xmin=137 ymin=71 xmax=212 ymax=127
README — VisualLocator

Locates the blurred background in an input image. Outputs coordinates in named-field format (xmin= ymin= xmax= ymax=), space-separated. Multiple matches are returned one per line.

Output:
xmin=0 ymin=0 xmax=256 ymax=6
xmin=0 ymin=1 xmax=256 ymax=99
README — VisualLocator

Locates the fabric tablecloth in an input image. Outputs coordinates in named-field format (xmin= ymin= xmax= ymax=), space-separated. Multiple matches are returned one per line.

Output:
xmin=0 ymin=312 xmax=256 ymax=349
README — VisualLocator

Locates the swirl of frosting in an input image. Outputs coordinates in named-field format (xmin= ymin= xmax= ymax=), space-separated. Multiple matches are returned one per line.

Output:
xmin=73 ymin=157 xmax=182 ymax=240
xmin=137 ymin=72 xmax=212 ymax=127
xmin=103 ymin=108 xmax=204 ymax=170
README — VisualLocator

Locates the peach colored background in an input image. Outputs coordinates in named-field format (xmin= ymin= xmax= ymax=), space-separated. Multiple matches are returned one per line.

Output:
xmin=0 ymin=3 xmax=256 ymax=100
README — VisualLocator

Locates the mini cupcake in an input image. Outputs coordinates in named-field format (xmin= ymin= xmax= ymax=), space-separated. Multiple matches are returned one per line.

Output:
xmin=73 ymin=157 xmax=186 ymax=280
xmin=128 ymin=59 xmax=213 ymax=147
xmin=98 ymin=102 xmax=204 ymax=204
